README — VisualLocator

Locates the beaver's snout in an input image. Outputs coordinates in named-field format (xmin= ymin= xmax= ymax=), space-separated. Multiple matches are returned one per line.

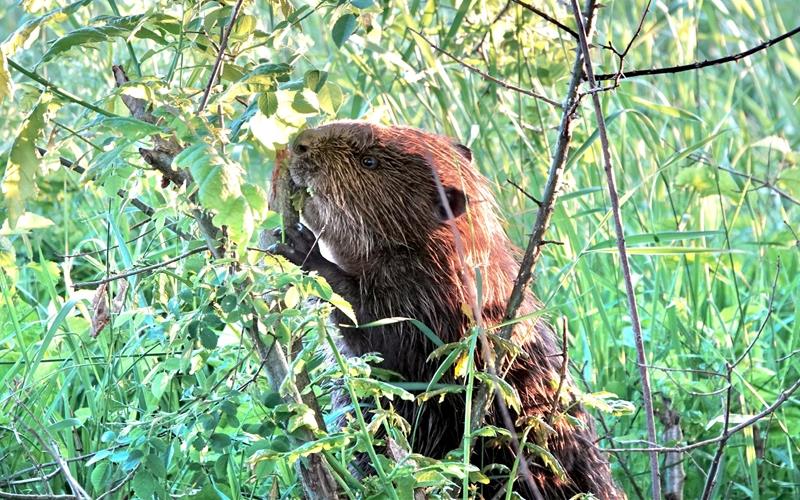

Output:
xmin=288 ymin=129 xmax=320 ymax=187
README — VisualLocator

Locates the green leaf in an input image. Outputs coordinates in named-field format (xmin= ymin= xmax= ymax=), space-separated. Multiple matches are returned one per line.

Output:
xmin=317 ymin=83 xmax=343 ymax=115
xmin=38 ymin=13 xmax=179 ymax=65
xmin=0 ymin=48 xmax=14 ymax=104
xmin=351 ymin=0 xmax=373 ymax=8
xmin=587 ymin=246 xmax=744 ymax=256
xmin=132 ymin=469 xmax=156 ymax=499
xmin=358 ymin=317 xmax=444 ymax=346
xmin=199 ymin=327 xmax=218 ymax=349
xmin=40 ymin=25 xmax=129 ymax=64
xmin=96 ymin=117 xmax=163 ymax=141
xmin=331 ymin=14 xmax=357 ymax=48
xmin=1 ymin=93 xmax=57 ymax=227
xmin=587 ymin=230 xmax=723 ymax=251
xmin=475 ymin=372 xmax=521 ymax=412
xmin=257 ymin=92 xmax=278 ymax=117
xmin=303 ymin=69 xmax=327 ymax=92
xmin=174 ymin=143 xmax=264 ymax=247
xmin=90 ymin=461 xmax=110 ymax=491
xmin=629 ymin=95 xmax=702 ymax=121
xmin=49 ymin=418 xmax=82 ymax=432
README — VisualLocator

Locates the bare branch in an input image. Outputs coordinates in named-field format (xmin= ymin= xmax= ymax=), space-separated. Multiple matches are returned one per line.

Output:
xmin=409 ymin=28 xmax=563 ymax=108
xmin=469 ymin=3 xmax=598 ymax=479
xmin=511 ymin=0 xmax=579 ymax=39
xmin=595 ymin=24 xmax=800 ymax=81
xmin=569 ymin=1 xmax=661 ymax=498
xmin=606 ymin=377 xmax=800 ymax=454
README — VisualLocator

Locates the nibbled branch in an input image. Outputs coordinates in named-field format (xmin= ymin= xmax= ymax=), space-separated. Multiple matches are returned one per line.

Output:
xmin=659 ymin=398 xmax=685 ymax=500
xmin=409 ymin=28 xmax=562 ymax=108
xmin=113 ymin=65 xmax=224 ymax=257
xmin=569 ymin=1 xmax=661 ymax=498
xmin=248 ymin=319 xmax=341 ymax=498
xmin=111 ymin=65 xmax=187 ymax=186
xmin=197 ymin=0 xmax=246 ymax=113
xmin=595 ymin=23 xmax=800 ymax=81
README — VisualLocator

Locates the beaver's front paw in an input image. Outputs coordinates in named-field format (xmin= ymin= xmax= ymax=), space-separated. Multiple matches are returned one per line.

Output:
xmin=268 ymin=223 xmax=318 ymax=268
xmin=268 ymin=223 xmax=345 ymax=277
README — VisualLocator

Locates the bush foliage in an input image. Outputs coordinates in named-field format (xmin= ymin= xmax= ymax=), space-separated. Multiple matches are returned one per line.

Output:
xmin=0 ymin=0 xmax=798 ymax=498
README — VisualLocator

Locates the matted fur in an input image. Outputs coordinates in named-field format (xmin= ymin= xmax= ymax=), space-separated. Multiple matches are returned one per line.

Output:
xmin=282 ymin=121 xmax=623 ymax=499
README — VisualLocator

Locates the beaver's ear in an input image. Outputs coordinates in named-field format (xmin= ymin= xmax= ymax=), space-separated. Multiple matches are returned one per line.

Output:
xmin=453 ymin=143 xmax=472 ymax=162
xmin=435 ymin=187 xmax=467 ymax=222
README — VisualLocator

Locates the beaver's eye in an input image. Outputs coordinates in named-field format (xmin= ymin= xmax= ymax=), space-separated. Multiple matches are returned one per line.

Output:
xmin=360 ymin=156 xmax=378 ymax=170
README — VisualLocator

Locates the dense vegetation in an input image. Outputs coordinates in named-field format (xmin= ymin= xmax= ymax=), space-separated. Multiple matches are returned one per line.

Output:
xmin=1 ymin=0 xmax=798 ymax=498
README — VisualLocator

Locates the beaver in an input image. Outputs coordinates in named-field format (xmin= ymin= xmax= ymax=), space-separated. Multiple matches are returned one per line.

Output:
xmin=269 ymin=121 xmax=622 ymax=499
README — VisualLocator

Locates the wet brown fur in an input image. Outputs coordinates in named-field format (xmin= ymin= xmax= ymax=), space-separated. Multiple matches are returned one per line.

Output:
xmin=285 ymin=121 xmax=623 ymax=499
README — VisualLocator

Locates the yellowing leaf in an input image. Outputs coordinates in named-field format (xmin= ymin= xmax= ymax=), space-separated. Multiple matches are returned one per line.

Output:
xmin=0 ymin=212 xmax=54 ymax=235
xmin=0 ymin=48 xmax=13 ymax=104
xmin=454 ymin=352 xmax=469 ymax=379
xmin=1 ymin=93 xmax=57 ymax=227
xmin=284 ymin=285 xmax=300 ymax=308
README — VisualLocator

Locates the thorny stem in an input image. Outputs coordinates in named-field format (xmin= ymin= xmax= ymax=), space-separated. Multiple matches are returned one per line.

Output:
xmin=570 ymin=0 xmax=660 ymax=496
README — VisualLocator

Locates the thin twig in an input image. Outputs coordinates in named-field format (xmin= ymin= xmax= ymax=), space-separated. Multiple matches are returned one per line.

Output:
xmin=605 ymin=0 xmax=652 ymax=87
xmin=197 ymin=0 xmax=246 ymax=113
xmin=511 ymin=0 xmax=578 ymax=38
xmin=606 ymin=377 xmax=800 ymax=453
xmin=409 ymin=28 xmax=562 ymax=108
xmin=732 ymin=262 xmax=781 ymax=369
xmin=7 ymin=58 xmax=115 ymax=117
xmin=569 ymin=1 xmax=661 ymax=498
xmin=548 ymin=318 xmax=569 ymax=421
xmin=595 ymin=24 xmax=800 ymax=81
xmin=506 ymin=178 xmax=542 ymax=206
xmin=95 ymin=469 xmax=135 ymax=500
xmin=0 ymin=492 xmax=77 ymax=499
xmin=74 ymin=246 xmax=207 ymax=288
xmin=701 ymin=366 xmax=733 ymax=499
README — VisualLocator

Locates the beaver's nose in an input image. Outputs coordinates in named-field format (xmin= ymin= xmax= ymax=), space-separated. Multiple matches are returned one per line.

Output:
xmin=291 ymin=129 xmax=314 ymax=156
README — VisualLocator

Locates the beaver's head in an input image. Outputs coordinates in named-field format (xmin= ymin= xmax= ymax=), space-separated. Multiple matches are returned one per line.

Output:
xmin=288 ymin=121 xmax=474 ymax=270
